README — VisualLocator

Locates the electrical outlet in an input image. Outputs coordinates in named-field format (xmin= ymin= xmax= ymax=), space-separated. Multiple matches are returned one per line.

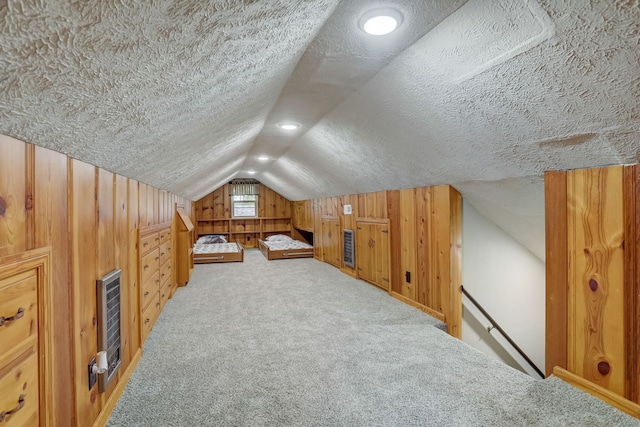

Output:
xmin=88 ymin=358 xmax=97 ymax=390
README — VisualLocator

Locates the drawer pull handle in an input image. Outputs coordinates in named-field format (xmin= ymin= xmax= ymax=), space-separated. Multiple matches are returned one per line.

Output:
xmin=145 ymin=318 xmax=150 ymax=324
xmin=144 ymin=291 xmax=149 ymax=297
xmin=0 ymin=394 xmax=26 ymax=422
xmin=144 ymin=264 xmax=149 ymax=270
xmin=0 ymin=307 xmax=24 ymax=327
xmin=143 ymin=242 xmax=149 ymax=247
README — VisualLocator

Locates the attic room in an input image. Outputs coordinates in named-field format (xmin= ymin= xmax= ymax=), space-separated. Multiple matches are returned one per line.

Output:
xmin=0 ymin=0 xmax=639 ymax=425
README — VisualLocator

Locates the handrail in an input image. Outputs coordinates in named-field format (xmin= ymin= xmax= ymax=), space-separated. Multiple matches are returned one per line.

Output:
xmin=461 ymin=286 xmax=545 ymax=379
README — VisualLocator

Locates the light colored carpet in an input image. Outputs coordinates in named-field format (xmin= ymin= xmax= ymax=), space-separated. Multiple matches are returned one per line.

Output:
xmin=108 ymin=250 xmax=639 ymax=426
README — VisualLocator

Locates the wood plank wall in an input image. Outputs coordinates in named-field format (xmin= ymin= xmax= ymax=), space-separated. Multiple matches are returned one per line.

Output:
xmin=0 ymin=134 xmax=192 ymax=426
xmin=545 ymin=164 xmax=640 ymax=403
xmin=308 ymin=186 xmax=462 ymax=338
xmin=195 ymin=183 xmax=291 ymax=221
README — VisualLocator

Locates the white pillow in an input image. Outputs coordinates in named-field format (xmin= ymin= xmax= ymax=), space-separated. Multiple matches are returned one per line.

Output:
xmin=196 ymin=234 xmax=227 ymax=244
xmin=266 ymin=234 xmax=292 ymax=242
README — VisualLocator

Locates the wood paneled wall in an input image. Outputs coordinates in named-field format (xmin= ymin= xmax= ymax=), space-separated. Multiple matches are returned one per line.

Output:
xmin=195 ymin=183 xmax=290 ymax=220
xmin=546 ymin=164 xmax=640 ymax=403
xmin=309 ymin=186 xmax=462 ymax=338
xmin=0 ymin=134 xmax=192 ymax=426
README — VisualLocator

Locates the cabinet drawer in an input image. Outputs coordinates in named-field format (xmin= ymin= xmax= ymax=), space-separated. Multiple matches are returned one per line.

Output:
xmin=159 ymin=229 xmax=171 ymax=245
xmin=159 ymin=282 xmax=170 ymax=310
xmin=159 ymin=241 xmax=171 ymax=266
xmin=0 ymin=270 xmax=38 ymax=364
xmin=140 ymin=232 xmax=160 ymax=254
xmin=140 ymin=248 xmax=160 ymax=285
xmin=140 ymin=274 xmax=160 ymax=311
xmin=159 ymin=260 xmax=172 ymax=287
xmin=141 ymin=295 xmax=160 ymax=342
xmin=0 ymin=350 xmax=39 ymax=426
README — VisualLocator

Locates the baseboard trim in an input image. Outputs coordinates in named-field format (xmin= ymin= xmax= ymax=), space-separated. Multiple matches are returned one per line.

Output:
xmin=389 ymin=291 xmax=445 ymax=322
xmin=552 ymin=366 xmax=640 ymax=419
xmin=93 ymin=348 xmax=143 ymax=427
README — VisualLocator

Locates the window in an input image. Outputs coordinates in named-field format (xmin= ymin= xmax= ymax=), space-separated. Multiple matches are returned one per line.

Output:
xmin=232 ymin=195 xmax=257 ymax=217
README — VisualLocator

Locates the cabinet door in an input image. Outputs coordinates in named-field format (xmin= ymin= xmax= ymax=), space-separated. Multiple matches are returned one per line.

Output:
xmin=321 ymin=219 xmax=340 ymax=267
xmin=356 ymin=222 xmax=390 ymax=290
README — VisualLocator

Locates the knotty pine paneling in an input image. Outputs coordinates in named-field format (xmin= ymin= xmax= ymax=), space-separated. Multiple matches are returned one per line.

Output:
xmin=129 ymin=179 xmax=141 ymax=348
xmin=0 ymin=134 xmax=28 ymax=256
xmin=624 ymin=164 xmax=640 ymax=402
xmin=114 ymin=175 xmax=133 ymax=368
xmin=357 ymin=191 xmax=388 ymax=220
xmin=387 ymin=190 xmax=402 ymax=294
xmin=545 ymin=170 xmax=569 ymax=376
xmin=98 ymin=169 xmax=115 ymax=278
xmin=34 ymin=146 xmax=73 ymax=427
xmin=147 ymin=186 xmax=155 ymax=226
xmin=70 ymin=159 xmax=101 ymax=425
xmin=399 ymin=188 xmax=417 ymax=301
xmin=139 ymin=183 xmax=148 ymax=228
xmin=567 ymin=166 xmax=625 ymax=395
xmin=445 ymin=186 xmax=462 ymax=339
xmin=415 ymin=186 xmax=432 ymax=307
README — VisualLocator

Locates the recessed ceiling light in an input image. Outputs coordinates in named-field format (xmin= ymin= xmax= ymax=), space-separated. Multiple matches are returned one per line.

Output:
xmin=257 ymin=155 xmax=270 ymax=161
xmin=247 ymin=170 xmax=256 ymax=175
xmin=278 ymin=122 xmax=299 ymax=130
xmin=360 ymin=8 xmax=403 ymax=36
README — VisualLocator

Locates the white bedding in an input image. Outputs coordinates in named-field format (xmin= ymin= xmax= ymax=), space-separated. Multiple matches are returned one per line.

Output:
xmin=194 ymin=242 xmax=240 ymax=254
xmin=262 ymin=240 xmax=313 ymax=250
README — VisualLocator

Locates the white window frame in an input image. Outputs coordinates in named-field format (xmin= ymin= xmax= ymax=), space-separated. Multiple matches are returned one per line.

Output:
xmin=231 ymin=195 xmax=258 ymax=218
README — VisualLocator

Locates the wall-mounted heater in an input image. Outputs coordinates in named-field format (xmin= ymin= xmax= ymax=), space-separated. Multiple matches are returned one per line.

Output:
xmin=343 ymin=229 xmax=355 ymax=268
xmin=96 ymin=269 xmax=122 ymax=393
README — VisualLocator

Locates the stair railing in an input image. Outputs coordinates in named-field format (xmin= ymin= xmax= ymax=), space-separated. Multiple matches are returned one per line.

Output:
xmin=461 ymin=286 xmax=545 ymax=379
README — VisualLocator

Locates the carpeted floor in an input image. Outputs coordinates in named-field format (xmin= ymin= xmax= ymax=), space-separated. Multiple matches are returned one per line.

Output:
xmin=107 ymin=250 xmax=639 ymax=426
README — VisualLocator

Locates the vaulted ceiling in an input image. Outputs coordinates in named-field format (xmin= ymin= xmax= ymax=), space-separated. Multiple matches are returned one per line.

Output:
xmin=1 ymin=0 xmax=638 ymax=260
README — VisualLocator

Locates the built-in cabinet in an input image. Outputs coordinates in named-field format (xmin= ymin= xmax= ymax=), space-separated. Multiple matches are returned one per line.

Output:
xmin=139 ymin=225 xmax=172 ymax=343
xmin=292 ymin=200 xmax=314 ymax=232
xmin=196 ymin=217 xmax=292 ymax=249
xmin=321 ymin=218 xmax=340 ymax=267
xmin=356 ymin=220 xmax=390 ymax=290
xmin=176 ymin=209 xmax=194 ymax=287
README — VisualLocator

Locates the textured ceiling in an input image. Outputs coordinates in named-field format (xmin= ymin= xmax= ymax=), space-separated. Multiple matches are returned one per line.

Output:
xmin=1 ymin=0 xmax=639 ymax=259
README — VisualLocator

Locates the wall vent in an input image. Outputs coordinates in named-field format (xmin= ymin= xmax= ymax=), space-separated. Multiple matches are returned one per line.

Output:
xmin=97 ymin=269 xmax=123 ymax=393
xmin=343 ymin=229 xmax=355 ymax=268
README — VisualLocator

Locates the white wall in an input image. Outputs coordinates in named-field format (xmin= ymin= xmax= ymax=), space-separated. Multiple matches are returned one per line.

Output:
xmin=461 ymin=199 xmax=545 ymax=375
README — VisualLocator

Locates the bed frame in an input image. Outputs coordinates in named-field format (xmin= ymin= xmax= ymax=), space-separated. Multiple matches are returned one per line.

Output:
xmin=258 ymin=239 xmax=314 ymax=260
xmin=194 ymin=242 xmax=244 ymax=264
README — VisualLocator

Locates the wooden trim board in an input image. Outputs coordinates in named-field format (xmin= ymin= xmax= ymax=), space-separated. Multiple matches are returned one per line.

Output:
xmin=553 ymin=366 xmax=640 ymax=419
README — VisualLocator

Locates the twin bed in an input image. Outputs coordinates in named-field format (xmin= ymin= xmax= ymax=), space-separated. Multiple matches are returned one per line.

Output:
xmin=257 ymin=235 xmax=315 ymax=260
xmin=193 ymin=234 xmax=313 ymax=263
xmin=193 ymin=235 xmax=244 ymax=263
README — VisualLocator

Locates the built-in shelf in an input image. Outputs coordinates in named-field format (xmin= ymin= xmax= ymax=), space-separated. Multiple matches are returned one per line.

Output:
xmin=195 ymin=217 xmax=293 ymax=248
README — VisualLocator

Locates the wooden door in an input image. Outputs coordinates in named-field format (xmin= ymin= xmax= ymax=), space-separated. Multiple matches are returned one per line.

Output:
xmin=321 ymin=218 xmax=340 ymax=267
xmin=356 ymin=221 xmax=390 ymax=290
